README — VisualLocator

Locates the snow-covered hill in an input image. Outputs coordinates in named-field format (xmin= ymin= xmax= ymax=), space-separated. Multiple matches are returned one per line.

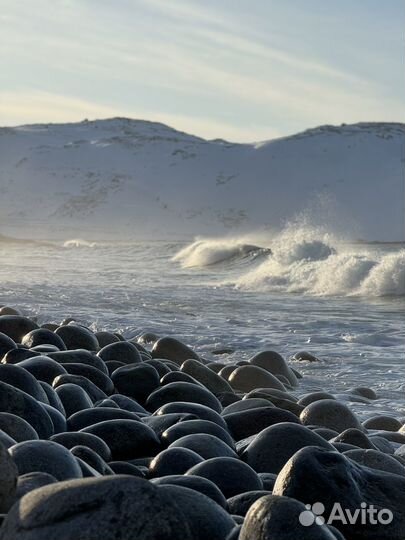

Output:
xmin=0 ymin=118 xmax=404 ymax=241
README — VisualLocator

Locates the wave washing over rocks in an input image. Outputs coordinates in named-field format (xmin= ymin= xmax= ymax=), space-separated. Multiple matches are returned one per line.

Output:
xmin=0 ymin=307 xmax=405 ymax=539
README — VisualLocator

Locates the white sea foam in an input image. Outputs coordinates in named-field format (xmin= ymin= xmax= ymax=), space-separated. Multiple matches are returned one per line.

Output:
xmin=63 ymin=239 xmax=97 ymax=248
xmin=174 ymin=224 xmax=405 ymax=297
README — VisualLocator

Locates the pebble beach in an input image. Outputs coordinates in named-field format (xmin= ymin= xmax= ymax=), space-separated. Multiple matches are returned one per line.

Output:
xmin=0 ymin=304 xmax=404 ymax=540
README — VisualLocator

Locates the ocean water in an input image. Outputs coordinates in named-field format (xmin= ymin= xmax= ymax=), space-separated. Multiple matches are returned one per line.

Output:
xmin=0 ymin=225 xmax=404 ymax=421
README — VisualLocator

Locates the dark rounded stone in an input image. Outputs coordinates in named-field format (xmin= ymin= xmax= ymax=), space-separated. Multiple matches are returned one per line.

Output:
xmin=330 ymin=428 xmax=377 ymax=449
xmin=15 ymin=472 xmax=57 ymax=499
xmin=81 ymin=419 xmax=161 ymax=460
xmin=39 ymin=381 xmax=66 ymax=415
xmin=218 ymin=365 xmax=237 ymax=380
xmin=55 ymin=324 xmax=99 ymax=351
xmin=206 ymin=362 xmax=226 ymax=373
xmin=0 ymin=412 xmax=39 ymax=442
xmin=52 ymin=373 xmax=107 ymax=403
xmin=274 ymin=446 xmax=405 ymax=540
xmin=161 ymin=419 xmax=235 ymax=449
xmin=108 ymin=461 xmax=145 ymax=477
xmin=0 ymin=306 xmax=22 ymax=316
xmin=149 ymin=447 xmax=204 ymax=477
xmin=111 ymin=363 xmax=160 ymax=403
xmin=155 ymin=401 xmax=228 ymax=429
xmin=49 ymin=349 xmax=108 ymax=374
xmin=2 ymin=347 xmax=41 ymax=364
xmin=61 ymin=363 xmax=114 ymax=395
xmin=298 ymin=391 xmax=336 ymax=407
xmin=240 ymin=494 xmax=339 ymax=540
xmin=363 ymin=415 xmax=402 ymax=431
xmin=151 ymin=337 xmax=199 ymax=365
xmin=350 ymin=386 xmax=377 ymax=400
xmin=17 ymin=356 xmax=67 ymax=385
xmin=0 ymin=363 xmax=48 ymax=403
xmin=105 ymin=360 xmax=125 ymax=375
xmin=242 ymin=422 xmax=335 ymax=474
xmin=160 ymin=370 xmax=203 ymax=387
xmin=146 ymin=382 xmax=222 ymax=413
xmin=312 ymin=427 xmax=339 ymax=440
xmin=143 ymin=413 xmax=196 ymax=439
xmin=55 ymin=383 xmax=94 ymax=417
xmin=0 ymin=331 xmax=17 ymax=359
xmin=224 ymin=406 xmax=300 ymax=441
xmin=180 ymin=358 xmax=233 ymax=395
xmin=345 ymin=448 xmax=405 ymax=475
xmin=217 ymin=392 xmax=241 ymax=407
xmin=95 ymin=398 xmax=119 ymax=408
xmin=30 ymin=344 xmax=60 ymax=353
xmin=292 ymin=350 xmax=320 ymax=362
xmin=258 ymin=472 xmax=277 ymax=491
xmin=143 ymin=359 xmax=172 ymax=377
xmin=300 ymin=399 xmax=363 ymax=433
xmin=0 ymin=381 xmax=53 ymax=439
xmin=159 ymin=484 xmax=235 ymax=540
xmin=187 ymin=456 xmax=262 ymax=498
xmin=228 ymin=365 xmax=286 ymax=392
xmin=98 ymin=341 xmax=141 ymax=364
xmin=9 ymin=440 xmax=83 ymax=480
xmin=21 ymin=328 xmax=66 ymax=350
xmin=169 ymin=433 xmax=237 ymax=460
xmin=222 ymin=398 xmax=274 ymax=415
xmin=0 ymin=441 xmax=18 ymax=512
xmin=70 ymin=445 xmax=114 ymax=475
xmin=50 ymin=432 xmax=111 ymax=462
xmin=94 ymin=331 xmax=120 ymax=348
xmin=227 ymin=490 xmax=272 ymax=517
xmin=152 ymin=474 xmax=227 ymax=507
xmin=67 ymin=407 xmax=140 ymax=431
xmin=0 ymin=475 xmax=195 ymax=540
xmin=249 ymin=350 xmax=298 ymax=387
xmin=40 ymin=403 xmax=67 ymax=433
xmin=109 ymin=394 xmax=149 ymax=414
xmin=0 ymin=315 xmax=38 ymax=343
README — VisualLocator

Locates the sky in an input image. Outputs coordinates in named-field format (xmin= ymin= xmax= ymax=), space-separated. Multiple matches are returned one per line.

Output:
xmin=1 ymin=0 xmax=404 ymax=142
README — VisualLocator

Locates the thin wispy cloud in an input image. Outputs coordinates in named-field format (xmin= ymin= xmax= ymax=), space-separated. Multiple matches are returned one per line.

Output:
xmin=0 ymin=0 xmax=403 ymax=141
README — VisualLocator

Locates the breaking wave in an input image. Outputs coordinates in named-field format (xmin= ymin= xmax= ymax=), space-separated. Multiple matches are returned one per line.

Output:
xmin=172 ymin=238 xmax=270 ymax=267
xmin=63 ymin=238 xmax=97 ymax=248
xmin=174 ymin=225 xmax=405 ymax=297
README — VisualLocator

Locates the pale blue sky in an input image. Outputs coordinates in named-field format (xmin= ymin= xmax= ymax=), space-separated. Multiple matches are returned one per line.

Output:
xmin=1 ymin=0 xmax=404 ymax=141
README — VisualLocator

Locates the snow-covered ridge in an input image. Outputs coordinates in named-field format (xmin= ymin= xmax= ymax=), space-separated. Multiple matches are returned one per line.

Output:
xmin=0 ymin=118 xmax=404 ymax=241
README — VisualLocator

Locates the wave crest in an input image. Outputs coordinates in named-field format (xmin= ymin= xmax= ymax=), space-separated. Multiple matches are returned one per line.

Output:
xmin=63 ymin=238 xmax=97 ymax=248
xmin=173 ymin=238 xmax=269 ymax=267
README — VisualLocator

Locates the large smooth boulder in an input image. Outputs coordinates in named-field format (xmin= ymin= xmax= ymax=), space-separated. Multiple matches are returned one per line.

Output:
xmin=159 ymin=484 xmax=235 ymax=540
xmin=149 ymin=448 xmax=204 ymax=477
xmin=242 ymin=422 xmax=334 ymax=474
xmin=240 ymin=494 xmax=341 ymax=539
xmin=0 ymin=331 xmax=17 ymax=359
xmin=249 ymin=351 xmax=298 ymax=387
xmin=300 ymin=399 xmax=363 ymax=433
xmin=0 ymin=413 xmax=39 ymax=442
xmin=0 ymin=316 xmax=38 ymax=343
xmin=273 ymin=446 xmax=405 ymax=540
xmin=155 ymin=402 xmax=227 ymax=429
xmin=81 ymin=419 xmax=161 ymax=460
xmin=55 ymin=324 xmax=99 ymax=351
xmin=111 ymin=363 xmax=160 ymax=403
xmin=0 ymin=381 xmax=53 ymax=439
xmin=21 ymin=328 xmax=66 ymax=350
xmin=224 ymin=406 xmax=300 ymax=441
xmin=98 ymin=341 xmax=141 ymax=364
xmin=151 ymin=337 xmax=199 ymax=365
xmin=146 ymin=382 xmax=222 ymax=413
xmin=187 ymin=457 xmax=263 ymax=498
xmin=228 ymin=365 xmax=285 ymax=392
xmin=0 ymin=475 xmax=195 ymax=540
xmin=161 ymin=419 xmax=235 ymax=449
xmin=18 ymin=356 xmax=67 ymax=385
xmin=180 ymin=359 xmax=233 ymax=396
xmin=169 ymin=433 xmax=237 ymax=460
xmin=9 ymin=440 xmax=83 ymax=481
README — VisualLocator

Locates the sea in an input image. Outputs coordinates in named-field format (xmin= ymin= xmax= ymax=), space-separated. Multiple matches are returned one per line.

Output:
xmin=1 ymin=223 xmax=404 ymax=421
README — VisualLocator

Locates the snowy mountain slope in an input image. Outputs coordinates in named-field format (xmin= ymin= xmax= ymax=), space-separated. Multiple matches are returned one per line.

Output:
xmin=0 ymin=118 xmax=404 ymax=241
